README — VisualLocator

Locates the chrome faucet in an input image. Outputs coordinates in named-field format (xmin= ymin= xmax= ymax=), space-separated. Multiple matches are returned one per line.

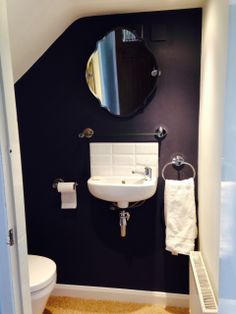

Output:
xmin=132 ymin=166 xmax=152 ymax=180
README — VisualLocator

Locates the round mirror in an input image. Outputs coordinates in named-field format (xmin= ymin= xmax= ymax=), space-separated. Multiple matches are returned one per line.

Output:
xmin=85 ymin=27 xmax=159 ymax=117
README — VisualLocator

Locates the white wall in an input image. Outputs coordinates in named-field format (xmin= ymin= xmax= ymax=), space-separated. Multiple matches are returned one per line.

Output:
xmin=198 ymin=0 xmax=228 ymax=297
xmin=218 ymin=2 xmax=236 ymax=313
xmin=6 ymin=0 xmax=204 ymax=82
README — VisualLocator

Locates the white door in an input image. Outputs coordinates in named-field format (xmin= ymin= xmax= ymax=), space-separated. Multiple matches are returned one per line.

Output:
xmin=0 ymin=0 xmax=32 ymax=313
xmin=0 ymin=148 xmax=20 ymax=314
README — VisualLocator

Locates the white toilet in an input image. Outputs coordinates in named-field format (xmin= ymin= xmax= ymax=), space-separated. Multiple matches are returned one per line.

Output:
xmin=28 ymin=255 xmax=57 ymax=314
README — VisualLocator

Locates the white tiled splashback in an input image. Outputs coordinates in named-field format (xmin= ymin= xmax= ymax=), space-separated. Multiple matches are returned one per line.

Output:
xmin=90 ymin=143 xmax=159 ymax=177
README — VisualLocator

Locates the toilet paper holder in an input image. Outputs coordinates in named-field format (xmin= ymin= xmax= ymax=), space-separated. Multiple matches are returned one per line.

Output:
xmin=52 ymin=178 xmax=78 ymax=189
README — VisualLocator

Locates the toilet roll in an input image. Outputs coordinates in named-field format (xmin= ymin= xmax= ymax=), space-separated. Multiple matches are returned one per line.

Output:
xmin=57 ymin=182 xmax=77 ymax=209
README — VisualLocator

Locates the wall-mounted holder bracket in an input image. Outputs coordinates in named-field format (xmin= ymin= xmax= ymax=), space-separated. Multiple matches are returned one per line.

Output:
xmin=151 ymin=69 xmax=162 ymax=77
xmin=172 ymin=155 xmax=185 ymax=167
xmin=52 ymin=178 xmax=64 ymax=189
xmin=155 ymin=126 xmax=167 ymax=140
xmin=53 ymin=178 xmax=78 ymax=190
xmin=78 ymin=128 xmax=94 ymax=139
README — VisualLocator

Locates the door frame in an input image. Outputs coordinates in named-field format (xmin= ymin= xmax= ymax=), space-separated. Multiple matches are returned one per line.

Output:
xmin=0 ymin=0 xmax=32 ymax=313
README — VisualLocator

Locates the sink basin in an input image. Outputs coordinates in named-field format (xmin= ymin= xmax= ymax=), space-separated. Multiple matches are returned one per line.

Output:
xmin=87 ymin=176 xmax=158 ymax=208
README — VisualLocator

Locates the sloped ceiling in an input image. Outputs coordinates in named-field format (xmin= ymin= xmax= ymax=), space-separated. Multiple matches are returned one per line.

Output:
xmin=7 ymin=0 xmax=205 ymax=82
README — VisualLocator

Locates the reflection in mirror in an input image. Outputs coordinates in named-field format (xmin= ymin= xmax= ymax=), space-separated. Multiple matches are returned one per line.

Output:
xmin=86 ymin=27 xmax=159 ymax=117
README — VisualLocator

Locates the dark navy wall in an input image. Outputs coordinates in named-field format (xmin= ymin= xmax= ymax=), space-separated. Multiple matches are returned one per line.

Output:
xmin=15 ymin=9 xmax=201 ymax=294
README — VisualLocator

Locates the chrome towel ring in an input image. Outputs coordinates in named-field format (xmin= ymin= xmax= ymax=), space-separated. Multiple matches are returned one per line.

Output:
xmin=162 ymin=155 xmax=196 ymax=180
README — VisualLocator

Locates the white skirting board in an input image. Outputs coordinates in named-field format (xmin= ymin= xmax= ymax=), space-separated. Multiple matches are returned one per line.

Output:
xmin=52 ymin=284 xmax=189 ymax=308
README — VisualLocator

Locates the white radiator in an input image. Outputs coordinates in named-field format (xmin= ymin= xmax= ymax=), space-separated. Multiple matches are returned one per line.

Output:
xmin=189 ymin=251 xmax=218 ymax=314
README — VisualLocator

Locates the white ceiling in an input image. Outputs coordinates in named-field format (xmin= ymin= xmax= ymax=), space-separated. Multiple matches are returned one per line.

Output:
xmin=7 ymin=0 xmax=205 ymax=82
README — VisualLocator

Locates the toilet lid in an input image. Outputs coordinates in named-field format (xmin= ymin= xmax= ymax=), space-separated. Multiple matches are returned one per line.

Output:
xmin=28 ymin=255 xmax=57 ymax=292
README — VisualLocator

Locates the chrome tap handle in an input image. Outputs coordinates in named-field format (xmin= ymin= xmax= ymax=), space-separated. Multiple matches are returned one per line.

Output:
xmin=144 ymin=167 xmax=152 ymax=178
xmin=132 ymin=166 xmax=152 ymax=179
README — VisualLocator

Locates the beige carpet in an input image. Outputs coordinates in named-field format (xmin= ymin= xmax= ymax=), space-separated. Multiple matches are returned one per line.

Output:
xmin=45 ymin=296 xmax=189 ymax=314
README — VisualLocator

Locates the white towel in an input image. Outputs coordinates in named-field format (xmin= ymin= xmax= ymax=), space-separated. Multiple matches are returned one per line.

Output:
xmin=164 ymin=177 xmax=197 ymax=255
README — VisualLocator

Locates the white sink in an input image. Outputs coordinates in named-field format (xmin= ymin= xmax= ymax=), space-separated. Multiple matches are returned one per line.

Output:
xmin=87 ymin=176 xmax=158 ymax=208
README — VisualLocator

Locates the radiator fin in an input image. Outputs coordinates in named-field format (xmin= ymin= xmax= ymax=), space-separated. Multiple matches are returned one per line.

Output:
xmin=190 ymin=251 xmax=218 ymax=313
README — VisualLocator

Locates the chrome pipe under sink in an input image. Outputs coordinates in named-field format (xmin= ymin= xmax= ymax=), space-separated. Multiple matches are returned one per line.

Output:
xmin=119 ymin=210 xmax=130 ymax=237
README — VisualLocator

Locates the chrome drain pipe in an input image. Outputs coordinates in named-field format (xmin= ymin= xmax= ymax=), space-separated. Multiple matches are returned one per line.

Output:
xmin=119 ymin=210 xmax=130 ymax=237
